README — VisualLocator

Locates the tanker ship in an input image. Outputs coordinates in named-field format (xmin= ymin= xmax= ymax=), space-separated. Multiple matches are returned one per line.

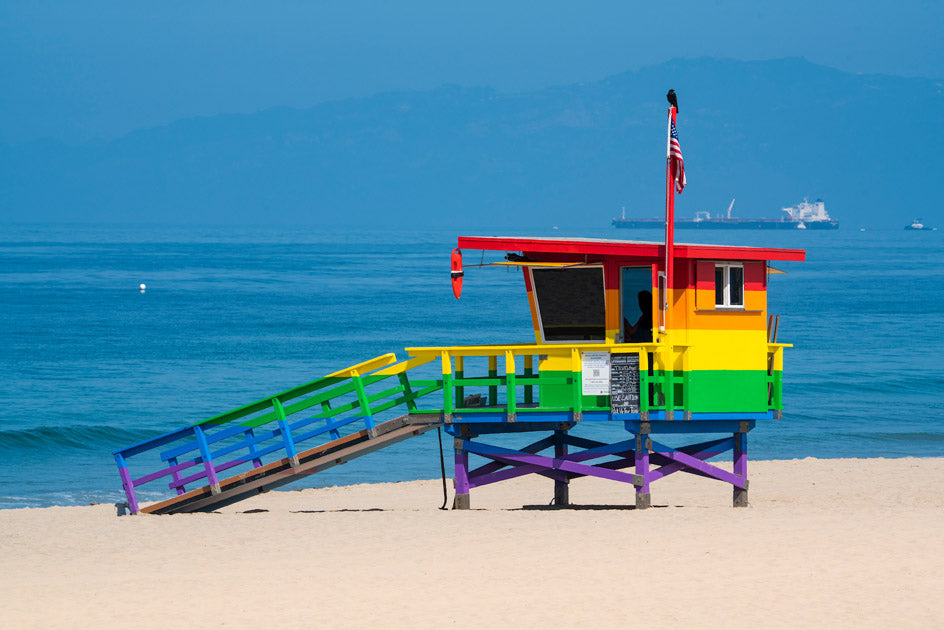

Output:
xmin=612 ymin=199 xmax=839 ymax=230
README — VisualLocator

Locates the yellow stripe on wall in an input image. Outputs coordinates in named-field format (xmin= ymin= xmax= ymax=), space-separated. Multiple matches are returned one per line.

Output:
xmin=683 ymin=329 xmax=769 ymax=371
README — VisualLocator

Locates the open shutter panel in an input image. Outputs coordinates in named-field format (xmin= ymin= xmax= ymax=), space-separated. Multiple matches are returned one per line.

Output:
xmin=695 ymin=261 xmax=714 ymax=310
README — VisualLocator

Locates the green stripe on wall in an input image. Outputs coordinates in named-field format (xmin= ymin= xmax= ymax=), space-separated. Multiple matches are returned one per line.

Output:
xmin=685 ymin=369 xmax=773 ymax=413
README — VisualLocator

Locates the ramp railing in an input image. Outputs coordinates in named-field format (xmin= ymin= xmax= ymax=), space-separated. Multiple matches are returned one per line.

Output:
xmin=114 ymin=352 xmax=441 ymax=514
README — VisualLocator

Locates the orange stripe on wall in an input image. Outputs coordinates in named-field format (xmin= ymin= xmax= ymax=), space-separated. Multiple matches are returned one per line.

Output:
xmin=669 ymin=288 xmax=767 ymax=331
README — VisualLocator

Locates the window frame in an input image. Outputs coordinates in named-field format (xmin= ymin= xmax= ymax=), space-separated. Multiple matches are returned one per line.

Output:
xmin=618 ymin=265 xmax=655 ymax=343
xmin=713 ymin=262 xmax=745 ymax=309
xmin=528 ymin=264 xmax=607 ymax=344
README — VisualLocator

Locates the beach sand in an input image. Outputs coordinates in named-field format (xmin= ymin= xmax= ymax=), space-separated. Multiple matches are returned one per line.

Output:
xmin=1 ymin=457 xmax=942 ymax=629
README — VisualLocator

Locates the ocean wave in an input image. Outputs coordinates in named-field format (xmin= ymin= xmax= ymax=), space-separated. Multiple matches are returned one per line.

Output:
xmin=0 ymin=425 xmax=159 ymax=452
xmin=840 ymin=431 xmax=944 ymax=444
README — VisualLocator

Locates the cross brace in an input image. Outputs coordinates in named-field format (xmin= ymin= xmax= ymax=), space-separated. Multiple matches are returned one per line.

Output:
xmin=451 ymin=426 xmax=750 ymax=509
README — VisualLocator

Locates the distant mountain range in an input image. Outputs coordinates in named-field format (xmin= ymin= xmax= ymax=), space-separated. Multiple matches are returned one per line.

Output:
xmin=2 ymin=57 xmax=941 ymax=228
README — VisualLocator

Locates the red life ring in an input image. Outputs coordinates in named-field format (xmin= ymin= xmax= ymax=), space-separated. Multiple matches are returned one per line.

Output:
xmin=451 ymin=248 xmax=463 ymax=299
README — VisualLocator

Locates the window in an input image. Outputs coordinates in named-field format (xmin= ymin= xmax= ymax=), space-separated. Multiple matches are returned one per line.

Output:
xmin=531 ymin=267 xmax=605 ymax=342
xmin=714 ymin=263 xmax=744 ymax=308
xmin=620 ymin=266 xmax=653 ymax=342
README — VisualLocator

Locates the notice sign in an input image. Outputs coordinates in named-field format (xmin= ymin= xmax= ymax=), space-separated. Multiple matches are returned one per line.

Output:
xmin=581 ymin=351 xmax=611 ymax=396
xmin=610 ymin=353 xmax=641 ymax=414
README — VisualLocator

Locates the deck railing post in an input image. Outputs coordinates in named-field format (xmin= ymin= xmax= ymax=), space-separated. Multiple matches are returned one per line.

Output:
xmin=570 ymin=347 xmax=583 ymax=421
xmin=487 ymin=355 xmax=498 ymax=406
xmin=639 ymin=350 xmax=650 ymax=415
xmin=524 ymin=355 xmax=534 ymax=405
xmin=441 ymin=351 xmax=454 ymax=419
xmin=455 ymin=355 xmax=464 ymax=408
xmin=663 ymin=346 xmax=675 ymax=419
xmin=505 ymin=350 xmax=517 ymax=422
xmin=192 ymin=425 xmax=221 ymax=495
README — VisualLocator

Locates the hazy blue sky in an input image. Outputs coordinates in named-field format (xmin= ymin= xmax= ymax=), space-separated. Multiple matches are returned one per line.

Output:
xmin=2 ymin=1 xmax=942 ymax=144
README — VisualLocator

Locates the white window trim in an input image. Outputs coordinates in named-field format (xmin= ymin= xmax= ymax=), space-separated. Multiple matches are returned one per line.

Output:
xmin=529 ymin=265 xmax=607 ymax=344
xmin=714 ymin=262 xmax=745 ymax=309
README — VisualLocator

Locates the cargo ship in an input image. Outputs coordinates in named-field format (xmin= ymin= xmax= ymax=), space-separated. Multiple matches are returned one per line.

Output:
xmin=613 ymin=198 xmax=839 ymax=230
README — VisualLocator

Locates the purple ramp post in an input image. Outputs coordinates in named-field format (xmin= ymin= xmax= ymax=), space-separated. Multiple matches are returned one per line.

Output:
xmin=554 ymin=430 xmax=569 ymax=506
xmin=454 ymin=437 xmax=471 ymax=510
xmin=635 ymin=430 xmax=651 ymax=509
xmin=115 ymin=453 xmax=139 ymax=515
xmin=733 ymin=426 xmax=748 ymax=507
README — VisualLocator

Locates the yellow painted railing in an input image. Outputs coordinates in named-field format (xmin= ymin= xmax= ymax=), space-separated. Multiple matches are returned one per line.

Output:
xmin=405 ymin=341 xmax=678 ymax=419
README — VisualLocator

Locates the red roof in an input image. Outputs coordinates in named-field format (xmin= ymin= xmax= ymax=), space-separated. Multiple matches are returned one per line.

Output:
xmin=457 ymin=236 xmax=806 ymax=262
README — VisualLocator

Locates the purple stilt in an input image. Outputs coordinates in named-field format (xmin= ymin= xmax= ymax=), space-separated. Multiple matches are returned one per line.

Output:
xmin=635 ymin=431 xmax=651 ymax=509
xmin=554 ymin=430 xmax=569 ymax=506
xmin=453 ymin=438 xmax=471 ymax=510
xmin=733 ymin=427 xmax=748 ymax=507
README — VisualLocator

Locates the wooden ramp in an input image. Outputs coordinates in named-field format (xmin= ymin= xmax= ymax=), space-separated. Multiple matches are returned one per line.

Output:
xmin=143 ymin=415 xmax=436 ymax=515
xmin=114 ymin=352 xmax=445 ymax=515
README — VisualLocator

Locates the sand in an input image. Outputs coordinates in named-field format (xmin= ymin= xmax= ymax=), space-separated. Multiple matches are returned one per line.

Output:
xmin=1 ymin=457 xmax=942 ymax=629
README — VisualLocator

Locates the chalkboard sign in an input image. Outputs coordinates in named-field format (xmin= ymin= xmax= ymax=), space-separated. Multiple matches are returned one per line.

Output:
xmin=610 ymin=353 xmax=640 ymax=414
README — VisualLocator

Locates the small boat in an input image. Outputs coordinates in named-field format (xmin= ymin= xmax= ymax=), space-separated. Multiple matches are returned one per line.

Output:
xmin=905 ymin=219 xmax=936 ymax=231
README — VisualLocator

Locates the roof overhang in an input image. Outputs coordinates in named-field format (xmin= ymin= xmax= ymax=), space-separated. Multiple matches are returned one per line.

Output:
xmin=457 ymin=236 xmax=806 ymax=262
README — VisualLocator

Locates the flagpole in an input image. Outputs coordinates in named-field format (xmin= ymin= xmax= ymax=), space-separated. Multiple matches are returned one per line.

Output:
xmin=664 ymin=105 xmax=676 ymax=333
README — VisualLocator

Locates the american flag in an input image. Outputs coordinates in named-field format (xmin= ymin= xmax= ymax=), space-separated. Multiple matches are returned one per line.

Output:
xmin=669 ymin=118 xmax=686 ymax=193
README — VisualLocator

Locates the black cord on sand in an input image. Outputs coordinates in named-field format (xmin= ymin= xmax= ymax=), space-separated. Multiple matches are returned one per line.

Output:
xmin=437 ymin=427 xmax=449 ymax=510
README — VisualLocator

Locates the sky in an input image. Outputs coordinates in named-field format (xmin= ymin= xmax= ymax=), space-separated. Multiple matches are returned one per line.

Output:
xmin=1 ymin=0 xmax=942 ymax=144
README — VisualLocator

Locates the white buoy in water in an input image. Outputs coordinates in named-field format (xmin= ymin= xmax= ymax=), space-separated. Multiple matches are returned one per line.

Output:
xmin=139 ymin=283 xmax=146 ymax=293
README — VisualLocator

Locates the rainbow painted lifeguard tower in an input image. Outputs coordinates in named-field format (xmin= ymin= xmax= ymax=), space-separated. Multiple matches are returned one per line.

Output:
xmin=113 ymin=99 xmax=806 ymax=514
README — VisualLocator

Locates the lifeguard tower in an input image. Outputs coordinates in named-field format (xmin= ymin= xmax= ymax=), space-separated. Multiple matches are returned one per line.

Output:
xmin=112 ymin=97 xmax=805 ymax=514
xmin=112 ymin=234 xmax=803 ymax=514
xmin=427 ymin=235 xmax=804 ymax=509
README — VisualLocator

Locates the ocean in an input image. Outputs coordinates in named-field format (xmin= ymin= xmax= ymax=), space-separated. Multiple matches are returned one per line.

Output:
xmin=1 ymin=224 xmax=942 ymax=509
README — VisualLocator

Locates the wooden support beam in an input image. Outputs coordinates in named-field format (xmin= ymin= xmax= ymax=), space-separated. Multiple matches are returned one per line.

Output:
xmin=554 ymin=429 xmax=570 ymax=506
